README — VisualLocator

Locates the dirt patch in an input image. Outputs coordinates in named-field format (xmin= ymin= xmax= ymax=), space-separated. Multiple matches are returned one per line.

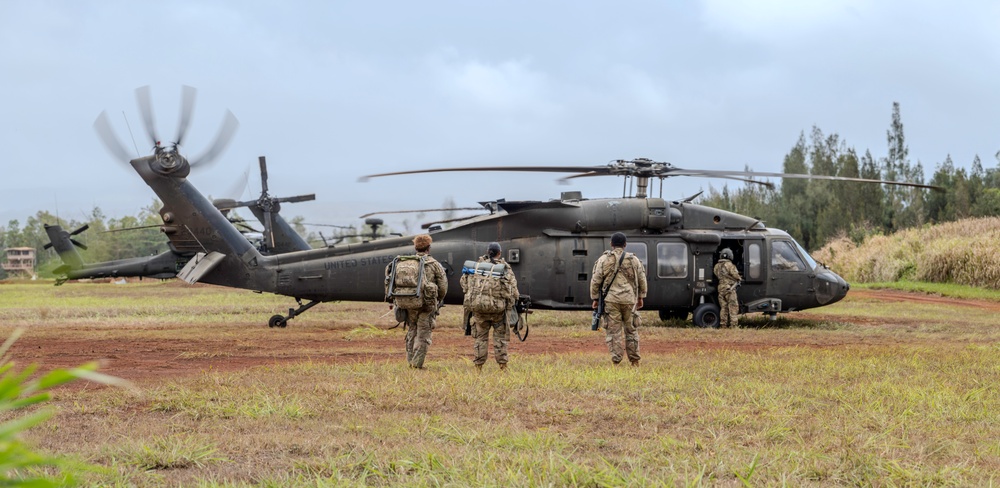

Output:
xmin=7 ymin=288 xmax=983 ymax=383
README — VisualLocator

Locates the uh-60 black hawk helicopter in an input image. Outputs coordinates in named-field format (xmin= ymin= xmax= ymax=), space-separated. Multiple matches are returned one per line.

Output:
xmin=57 ymin=88 xmax=941 ymax=328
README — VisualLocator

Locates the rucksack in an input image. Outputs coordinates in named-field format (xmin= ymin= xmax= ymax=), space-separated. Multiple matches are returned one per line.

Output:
xmin=462 ymin=259 xmax=509 ymax=314
xmin=386 ymin=255 xmax=437 ymax=309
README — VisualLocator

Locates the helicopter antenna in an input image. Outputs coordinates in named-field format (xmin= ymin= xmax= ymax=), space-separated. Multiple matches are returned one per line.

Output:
xmin=122 ymin=110 xmax=140 ymax=157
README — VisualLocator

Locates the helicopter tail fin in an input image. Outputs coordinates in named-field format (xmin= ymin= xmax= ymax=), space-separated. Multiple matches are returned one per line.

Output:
xmin=129 ymin=155 xmax=267 ymax=288
xmin=44 ymin=224 xmax=88 ymax=273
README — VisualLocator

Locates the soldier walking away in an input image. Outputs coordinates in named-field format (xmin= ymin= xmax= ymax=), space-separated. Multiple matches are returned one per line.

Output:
xmin=714 ymin=248 xmax=742 ymax=328
xmin=385 ymin=234 xmax=448 ymax=369
xmin=461 ymin=242 xmax=519 ymax=371
xmin=590 ymin=232 xmax=647 ymax=366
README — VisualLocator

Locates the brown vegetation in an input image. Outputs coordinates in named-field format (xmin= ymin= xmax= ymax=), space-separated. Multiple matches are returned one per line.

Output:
xmin=814 ymin=217 xmax=1000 ymax=288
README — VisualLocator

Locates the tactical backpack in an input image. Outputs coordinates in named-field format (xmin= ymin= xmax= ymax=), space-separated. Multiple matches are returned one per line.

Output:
xmin=462 ymin=260 xmax=509 ymax=314
xmin=386 ymin=255 xmax=437 ymax=309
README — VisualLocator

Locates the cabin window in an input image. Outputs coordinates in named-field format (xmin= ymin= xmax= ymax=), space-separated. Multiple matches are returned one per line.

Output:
xmin=771 ymin=240 xmax=807 ymax=271
xmin=656 ymin=242 xmax=688 ymax=279
xmin=625 ymin=243 xmax=648 ymax=271
xmin=747 ymin=242 xmax=762 ymax=280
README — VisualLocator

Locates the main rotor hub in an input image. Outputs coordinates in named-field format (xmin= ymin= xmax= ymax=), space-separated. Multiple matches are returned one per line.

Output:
xmin=151 ymin=146 xmax=190 ymax=176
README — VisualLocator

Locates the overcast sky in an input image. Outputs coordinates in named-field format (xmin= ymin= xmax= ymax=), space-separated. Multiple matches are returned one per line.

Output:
xmin=3 ymin=1 xmax=999 ymax=234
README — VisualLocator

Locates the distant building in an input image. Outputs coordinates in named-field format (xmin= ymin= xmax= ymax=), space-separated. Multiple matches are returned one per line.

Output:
xmin=2 ymin=247 xmax=36 ymax=279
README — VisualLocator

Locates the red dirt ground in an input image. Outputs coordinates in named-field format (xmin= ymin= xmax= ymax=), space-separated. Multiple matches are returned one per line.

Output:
xmin=10 ymin=288 xmax=998 ymax=383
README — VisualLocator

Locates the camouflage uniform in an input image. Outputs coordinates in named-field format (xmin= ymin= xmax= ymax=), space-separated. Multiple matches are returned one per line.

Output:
xmin=386 ymin=251 xmax=448 ymax=368
xmin=714 ymin=257 xmax=742 ymax=328
xmin=461 ymin=254 xmax=519 ymax=367
xmin=590 ymin=248 xmax=647 ymax=364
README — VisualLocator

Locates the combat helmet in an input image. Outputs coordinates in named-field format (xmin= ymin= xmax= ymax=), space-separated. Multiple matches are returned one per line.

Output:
xmin=719 ymin=248 xmax=734 ymax=261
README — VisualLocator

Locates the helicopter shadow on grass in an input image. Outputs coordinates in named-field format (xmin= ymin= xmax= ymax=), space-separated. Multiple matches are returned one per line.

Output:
xmin=653 ymin=315 xmax=849 ymax=331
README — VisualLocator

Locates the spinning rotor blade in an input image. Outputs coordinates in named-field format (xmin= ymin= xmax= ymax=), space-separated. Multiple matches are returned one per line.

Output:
xmin=174 ymin=85 xmax=197 ymax=146
xmin=190 ymin=110 xmax=239 ymax=168
xmin=69 ymin=239 xmax=88 ymax=250
xmin=135 ymin=85 xmax=159 ymax=147
xmin=69 ymin=224 xmax=89 ymax=236
xmin=93 ymin=111 xmax=134 ymax=163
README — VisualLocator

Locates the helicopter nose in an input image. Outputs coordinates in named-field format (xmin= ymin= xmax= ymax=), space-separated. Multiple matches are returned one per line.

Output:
xmin=815 ymin=270 xmax=849 ymax=305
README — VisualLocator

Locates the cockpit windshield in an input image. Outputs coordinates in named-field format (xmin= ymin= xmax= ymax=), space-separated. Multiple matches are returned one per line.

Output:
xmin=794 ymin=240 xmax=818 ymax=269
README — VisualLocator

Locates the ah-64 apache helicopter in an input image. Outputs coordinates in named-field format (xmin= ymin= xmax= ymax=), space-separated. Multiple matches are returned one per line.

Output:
xmin=56 ymin=87 xmax=941 ymax=328
xmin=46 ymin=87 xmax=315 ymax=282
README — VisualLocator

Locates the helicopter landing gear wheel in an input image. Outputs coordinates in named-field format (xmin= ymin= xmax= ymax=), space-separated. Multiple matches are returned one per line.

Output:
xmin=692 ymin=303 xmax=720 ymax=328
xmin=268 ymin=315 xmax=287 ymax=328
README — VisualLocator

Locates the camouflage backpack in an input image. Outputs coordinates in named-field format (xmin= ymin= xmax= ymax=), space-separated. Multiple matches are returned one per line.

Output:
xmin=386 ymin=255 xmax=437 ymax=309
xmin=463 ymin=260 xmax=509 ymax=314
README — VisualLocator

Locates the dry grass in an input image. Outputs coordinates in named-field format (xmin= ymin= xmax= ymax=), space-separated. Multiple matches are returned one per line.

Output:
xmin=814 ymin=217 xmax=1000 ymax=288
xmin=1 ymin=281 xmax=999 ymax=486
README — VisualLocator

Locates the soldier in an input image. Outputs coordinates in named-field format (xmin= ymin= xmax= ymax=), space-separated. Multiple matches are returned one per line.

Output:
xmin=461 ymin=242 xmax=519 ymax=371
xmin=714 ymin=248 xmax=742 ymax=328
xmin=590 ymin=232 xmax=647 ymax=366
xmin=385 ymin=234 xmax=448 ymax=369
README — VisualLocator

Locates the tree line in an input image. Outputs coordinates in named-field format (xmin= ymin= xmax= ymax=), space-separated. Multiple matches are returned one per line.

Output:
xmin=699 ymin=102 xmax=1000 ymax=250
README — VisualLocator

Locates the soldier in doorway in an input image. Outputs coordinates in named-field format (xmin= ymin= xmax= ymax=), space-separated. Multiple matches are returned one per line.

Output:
xmin=714 ymin=248 xmax=742 ymax=328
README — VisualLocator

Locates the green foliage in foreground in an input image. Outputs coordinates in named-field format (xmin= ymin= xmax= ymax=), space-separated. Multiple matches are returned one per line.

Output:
xmin=0 ymin=330 xmax=127 ymax=486
xmin=45 ymin=345 xmax=1000 ymax=487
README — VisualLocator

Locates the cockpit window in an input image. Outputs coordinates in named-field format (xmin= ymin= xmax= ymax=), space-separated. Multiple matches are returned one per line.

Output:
xmin=656 ymin=242 xmax=687 ymax=278
xmin=771 ymin=240 xmax=807 ymax=272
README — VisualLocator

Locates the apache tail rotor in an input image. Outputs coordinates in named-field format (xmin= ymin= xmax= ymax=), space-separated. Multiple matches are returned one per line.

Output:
xmin=94 ymin=85 xmax=239 ymax=173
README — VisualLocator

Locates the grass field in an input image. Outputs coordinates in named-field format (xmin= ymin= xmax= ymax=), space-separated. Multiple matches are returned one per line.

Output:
xmin=1 ymin=280 xmax=998 ymax=486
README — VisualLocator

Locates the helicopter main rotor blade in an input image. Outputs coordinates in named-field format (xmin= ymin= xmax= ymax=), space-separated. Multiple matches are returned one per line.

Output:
xmin=263 ymin=209 xmax=275 ymax=248
xmin=359 ymin=207 xmax=484 ymax=218
xmin=258 ymin=156 xmax=269 ymax=195
xmin=135 ymin=85 xmax=159 ymax=147
xmin=557 ymin=166 xmax=774 ymax=188
xmin=274 ymin=194 xmax=316 ymax=204
xmin=359 ymin=166 xmax=607 ymax=182
xmin=301 ymin=223 xmax=354 ymax=229
xmin=190 ymin=110 xmax=239 ymax=168
xmin=93 ymin=111 xmax=135 ymax=163
xmin=420 ymin=214 xmax=487 ymax=229
xmin=174 ymin=85 xmax=197 ymax=146
xmin=676 ymin=169 xmax=944 ymax=191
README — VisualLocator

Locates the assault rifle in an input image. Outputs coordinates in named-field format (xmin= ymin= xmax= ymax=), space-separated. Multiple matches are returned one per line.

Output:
xmin=511 ymin=295 xmax=531 ymax=341
xmin=592 ymin=251 xmax=626 ymax=331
